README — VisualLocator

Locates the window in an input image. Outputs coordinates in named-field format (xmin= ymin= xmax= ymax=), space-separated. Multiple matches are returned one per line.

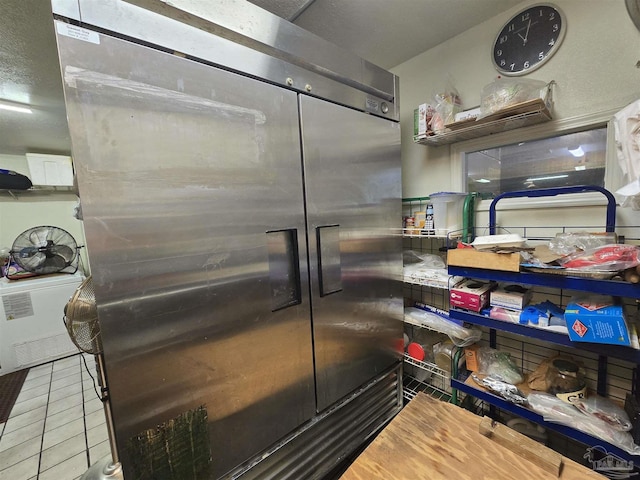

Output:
xmin=464 ymin=127 xmax=607 ymax=198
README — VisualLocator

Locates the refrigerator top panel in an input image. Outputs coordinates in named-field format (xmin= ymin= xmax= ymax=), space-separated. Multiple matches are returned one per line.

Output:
xmin=51 ymin=0 xmax=399 ymax=121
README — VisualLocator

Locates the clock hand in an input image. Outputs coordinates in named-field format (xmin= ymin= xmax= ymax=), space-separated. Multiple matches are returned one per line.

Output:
xmin=522 ymin=18 xmax=532 ymax=45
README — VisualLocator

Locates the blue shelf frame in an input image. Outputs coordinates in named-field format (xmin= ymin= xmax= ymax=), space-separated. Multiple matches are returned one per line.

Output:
xmin=448 ymin=266 xmax=640 ymax=300
xmin=451 ymin=378 xmax=640 ymax=463
xmin=449 ymin=308 xmax=640 ymax=364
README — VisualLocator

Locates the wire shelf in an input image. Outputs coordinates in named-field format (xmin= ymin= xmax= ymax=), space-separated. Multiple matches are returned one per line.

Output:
xmin=402 ymin=353 xmax=451 ymax=403
xmin=414 ymin=97 xmax=552 ymax=146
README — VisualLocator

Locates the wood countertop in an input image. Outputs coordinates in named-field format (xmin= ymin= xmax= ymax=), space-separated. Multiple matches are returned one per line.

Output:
xmin=340 ymin=393 xmax=605 ymax=480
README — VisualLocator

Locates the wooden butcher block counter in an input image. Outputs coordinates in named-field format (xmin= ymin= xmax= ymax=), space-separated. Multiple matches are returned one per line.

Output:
xmin=340 ymin=393 xmax=604 ymax=480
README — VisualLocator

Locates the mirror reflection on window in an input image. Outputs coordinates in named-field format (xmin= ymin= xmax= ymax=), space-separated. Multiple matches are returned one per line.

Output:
xmin=465 ymin=127 xmax=607 ymax=198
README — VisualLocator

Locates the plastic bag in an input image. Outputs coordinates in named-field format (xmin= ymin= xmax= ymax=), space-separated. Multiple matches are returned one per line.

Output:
xmin=404 ymin=307 xmax=482 ymax=347
xmin=472 ymin=373 xmax=527 ymax=405
xmin=479 ymin=77 xmax=547 ymax=119
xmin=557 ymin=244 xmax=640 ymax=271
xmin=403 ymin=250 xmax=445 ymax=268
xmin=476 ymin=347 xmax=524 ymax=384
xmin=429 ymin=75 xmax=462 ymax=132
xmin=576 ymin=395 xmax=633 ymax=431
xmin=548 ymin=232 xmax=618 ymax=256
xmin=528 ymin=392 xmax=640 ymax=455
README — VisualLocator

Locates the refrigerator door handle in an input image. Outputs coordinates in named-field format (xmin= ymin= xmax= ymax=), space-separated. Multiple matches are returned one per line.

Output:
xmin=266 ymin=229 xmax=303 ymax=311
xmin=316 ymin=225 xmax=343 ymax=297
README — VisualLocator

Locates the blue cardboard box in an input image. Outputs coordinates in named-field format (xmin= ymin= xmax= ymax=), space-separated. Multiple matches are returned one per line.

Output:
xmin=564 ymin=295 xmax=630 ymax=346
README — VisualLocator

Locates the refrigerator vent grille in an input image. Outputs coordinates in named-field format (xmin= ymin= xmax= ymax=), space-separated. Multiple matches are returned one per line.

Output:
xmin=14 ymin=333 xmax=76 ymax=367
xmin=231 ymin=365 xmax=402 ymax=480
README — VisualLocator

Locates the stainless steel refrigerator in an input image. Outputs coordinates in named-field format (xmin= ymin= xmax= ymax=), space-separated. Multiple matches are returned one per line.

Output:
xmin=52 ymin=1 xmax=403 ymax=478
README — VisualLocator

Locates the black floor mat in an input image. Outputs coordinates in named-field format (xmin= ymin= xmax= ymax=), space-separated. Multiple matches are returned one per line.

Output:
xmin=0 ymin=368 xmax=30 ymax=423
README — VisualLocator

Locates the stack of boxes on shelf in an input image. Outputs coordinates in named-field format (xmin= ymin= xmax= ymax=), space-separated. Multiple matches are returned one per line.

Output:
xmin=449 ymin=280 xmax=554 ymax=327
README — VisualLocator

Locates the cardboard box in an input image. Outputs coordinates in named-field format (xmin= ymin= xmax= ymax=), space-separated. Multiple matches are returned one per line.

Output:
xmin=454 ymin=107 xmax=481 ymax=123
xmin=490 ymin=284 xmax=532 ymax=310
xmin=450 ymin=279 xmax=495 ymax=312
xmin=564 ymin=295 xmax=630 ymax=346
xmin=447 ymin=248 xmax=521 ymax=272
xmin=414 ymin=103 xmax=434 ymax=137
xmin=464 ymin=344 xmax=481 ymax=371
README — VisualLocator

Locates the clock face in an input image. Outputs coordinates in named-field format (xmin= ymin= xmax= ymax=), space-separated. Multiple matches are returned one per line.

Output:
xmin=492 ymin=4 xmax=565 ymax=76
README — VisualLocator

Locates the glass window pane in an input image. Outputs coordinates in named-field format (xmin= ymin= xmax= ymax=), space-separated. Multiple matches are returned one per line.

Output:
xmin=465 ymin=128 xmax=607 ymax=198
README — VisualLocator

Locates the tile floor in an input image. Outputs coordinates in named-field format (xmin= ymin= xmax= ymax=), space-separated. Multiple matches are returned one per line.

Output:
xmin=0 ymin=353 xmax=112 ymax=480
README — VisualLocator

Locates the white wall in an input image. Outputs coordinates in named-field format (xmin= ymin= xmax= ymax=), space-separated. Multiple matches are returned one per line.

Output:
xmin=393 ymin=0 xmax=640 ymax=201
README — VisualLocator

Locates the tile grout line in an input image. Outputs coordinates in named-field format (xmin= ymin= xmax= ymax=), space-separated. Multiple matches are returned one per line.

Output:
xmin=80 ymin=354 xmax=92 ymax=472
xmin=35 ymin=363 xmax=54 ymax=480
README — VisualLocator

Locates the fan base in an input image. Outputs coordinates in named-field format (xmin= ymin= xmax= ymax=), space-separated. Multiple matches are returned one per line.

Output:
xmin=80 ymin=456 xmax=124 ymax=480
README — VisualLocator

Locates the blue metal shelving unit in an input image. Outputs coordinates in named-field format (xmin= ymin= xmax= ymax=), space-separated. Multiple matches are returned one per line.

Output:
xmin=448 ymin=186 xmax=640 ymax=464
xmin=451 ymin=378 xmax=640 ymax=462
xmin=448 ymin=266 xmax=640 ymax=300
xmin=449 ymin=307 xmax=640 ymax=364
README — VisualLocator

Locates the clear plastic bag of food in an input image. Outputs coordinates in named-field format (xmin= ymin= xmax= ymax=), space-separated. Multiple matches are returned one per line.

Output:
xmin=479 ymin=77 xmax=547 ymax=119
xmin=548 ymin=232 xmax=618 ymax=256
xmin=528 ymin=392 xmax=640 ymax=455
xmin=576 ymin=395 xmax=633 ymax=431
xmin=404 ymin=307 xmax=482 ymax=347
xmin=557 ymin=244 xmax=640 ymax=271
xmin=429 ymin=75 xmax=462 ymax=132
xmin=476 ymin=347 xmax=524 ymax=385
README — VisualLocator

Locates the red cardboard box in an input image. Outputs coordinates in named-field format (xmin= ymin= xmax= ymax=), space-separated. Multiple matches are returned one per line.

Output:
xmin=450 ymin=279 xmax=495 ymax=312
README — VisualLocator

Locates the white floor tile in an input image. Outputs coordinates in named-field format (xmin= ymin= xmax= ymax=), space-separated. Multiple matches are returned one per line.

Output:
xmin=0 ymin=355 xmax=119 ymax=480
xmin=50 ymin=373 xmax=82 ymax=393
xmin=0 ymin=453 xmax=39 ymax=480
xmin=51 ymin=365 xmax=81 ymax=382
xmin=9 ymin=393 xmax=48 ymax=418
xmin=0 ymin=435 xmax=41 ymax=471
xmin=51 ymin=356 xmax=80 ymax=372
xmin=45 ymin=404 xmax=84 ymax=432
xmin=86 ymin=422 xmax=109 ymax=448
xmin=15 ymin=383 xmax=49 ymax=403
xmin=25 ymin=364 xmax=52 ymax=381
xmin=39 ymin=432 xmax=86 ymax=472
xmin=47 ymin=393 xmax=83 ymax=417
xmin=20 ymin=373 xmax=52 ymax=391
xmin=2 ymin=406 xmax=46 ymax=435
xmin=89 ymin=439 xmax=112 ymax=467
xmin=82 ymin=379 xmax=97 ymax=393
xmin=41 ymin=418 xmax=84 ymax=450
xmin=38 ymin=451 xmax=88 ymax=480
xmin=48 ymin=382 xmax=82 ymax=403
xmin=0 ymin=419 xmax=44 ymax=453
xmin=85 ymin=409 xmax=106 ymax=431
xmin=84 ymin=397 xmax=104 ymax=416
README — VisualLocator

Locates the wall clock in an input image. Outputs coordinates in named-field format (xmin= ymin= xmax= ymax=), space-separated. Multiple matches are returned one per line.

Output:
xmin=492 ymin=3 xmax=566 ymax=76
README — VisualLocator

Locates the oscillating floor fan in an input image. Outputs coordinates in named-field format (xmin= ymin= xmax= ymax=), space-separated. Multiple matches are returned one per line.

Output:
xmin=9 ymin=226 xmax=79 ymax=278
xmin=64 ymin=276 xmax=124 ymax=480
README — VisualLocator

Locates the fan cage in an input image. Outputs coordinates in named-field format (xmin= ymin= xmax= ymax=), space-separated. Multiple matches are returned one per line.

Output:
xmin=10 ymin=225 xmax=79 ymax=275
xmin=64 ymin=276 xmax=103 ymax=355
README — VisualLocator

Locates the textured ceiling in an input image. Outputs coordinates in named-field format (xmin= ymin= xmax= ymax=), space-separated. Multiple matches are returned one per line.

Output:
xmin=0 ymin=0 xmax=70 ymax=156
xmin=0 ymin=0 xmax=523 ymax=157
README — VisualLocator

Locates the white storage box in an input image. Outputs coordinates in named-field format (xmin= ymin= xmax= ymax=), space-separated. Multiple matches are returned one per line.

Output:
xmin=490 ymin=284 xmax=532 ymax=311
xmin=429 ymin=192 xmax=467 ymax=235
xmin=26 ymin=153 xmax=74 ymax=187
